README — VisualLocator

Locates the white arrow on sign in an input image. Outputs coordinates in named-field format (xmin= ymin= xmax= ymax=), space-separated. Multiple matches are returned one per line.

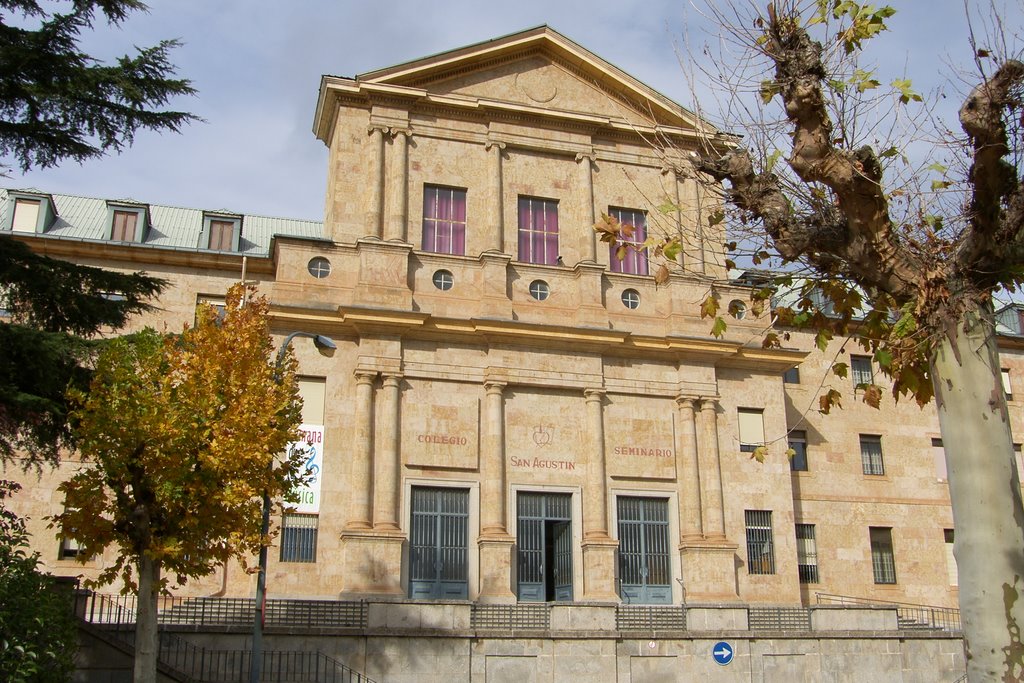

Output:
xmin=714 ymin=646 xmax=732 ymax=658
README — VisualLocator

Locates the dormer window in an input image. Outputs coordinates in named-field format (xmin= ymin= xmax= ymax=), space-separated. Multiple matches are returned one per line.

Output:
xmin=6 ymin=192 xmax=56 ymax=234
xmin=202 ymin=213 xmax=241 ymax=252
xmin=105 ymin=202 xmax=149 ymax=243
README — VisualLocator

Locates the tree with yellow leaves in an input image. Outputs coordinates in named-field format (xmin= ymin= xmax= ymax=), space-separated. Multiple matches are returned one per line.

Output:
xmin=54 ymin=283 xmax=303 ymax=683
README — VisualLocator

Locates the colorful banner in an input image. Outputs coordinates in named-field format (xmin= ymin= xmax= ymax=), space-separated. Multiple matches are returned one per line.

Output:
xmin=289 ymin=423 xmax=324 ymax=514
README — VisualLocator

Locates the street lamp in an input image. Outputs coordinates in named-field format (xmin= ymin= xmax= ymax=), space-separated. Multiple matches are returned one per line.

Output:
xmin=250 ymin=331 xmax=336 ymax=683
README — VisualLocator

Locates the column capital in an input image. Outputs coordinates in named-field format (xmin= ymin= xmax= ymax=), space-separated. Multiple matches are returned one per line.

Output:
xmin=354 ymin=370 xmax=377 ymax=384
xmin=575 ymin=151 xmax=596 ymax=164
xmin=388 ymin=127 xmax=411 ymax=138
xmin=367 ymin=124 xmax=388 ymax=136
xmin=484 ymin=380 xmax=507 ymax=395
xmin=485 ymin=139 xmax=507 ymax=152
xmin=382 ymin=373 xmax=403 ymax=387
xmin=675 ymin=395 xmax=698 ymax=410
xmin=699 ymin=397 xmax=720 ymax=412
xmin=583 ymin=388 xmax=606 ymax=402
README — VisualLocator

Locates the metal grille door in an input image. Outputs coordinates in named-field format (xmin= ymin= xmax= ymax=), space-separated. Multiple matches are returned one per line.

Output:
xmin=517 ymin=492 xmax=573 ymax=602
xmin=409 ymin=487 xmax=469 ymax=599
xmin=617 ymin=497 xmax=671 ymax=604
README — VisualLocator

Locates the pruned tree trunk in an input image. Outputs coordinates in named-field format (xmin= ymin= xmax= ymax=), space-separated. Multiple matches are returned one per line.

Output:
xmin=931 ymin=302 xmax=1024 ymax=681
xmin=133 ymin=554 xmax=161 ymax=683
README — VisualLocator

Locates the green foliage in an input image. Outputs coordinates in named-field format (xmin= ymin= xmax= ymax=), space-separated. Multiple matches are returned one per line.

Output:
xmin=54 ymin=284 xmax=304 ymax=590
xmin=0 ymin=481 xmax=77 ymax=683
xmin=0 ymin=0 xmax=197 ymax=171
xmin=0 ymin=236 xmax=164 ymax=465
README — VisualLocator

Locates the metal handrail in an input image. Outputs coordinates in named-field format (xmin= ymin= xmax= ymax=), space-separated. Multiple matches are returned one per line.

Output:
xmin=815 ymin=592 xmax=961 ymax=632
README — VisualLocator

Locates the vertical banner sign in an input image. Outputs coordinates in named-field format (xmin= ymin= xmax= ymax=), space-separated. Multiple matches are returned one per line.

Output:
xmin=289 ymin=423 xmax=324 ymax=513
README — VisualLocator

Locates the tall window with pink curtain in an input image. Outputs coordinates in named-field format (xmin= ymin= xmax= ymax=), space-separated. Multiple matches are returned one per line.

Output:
xmin=422 ymin=185 xmax=467 ymax=255
xmin=518 ymin=196 xmax=559 ymax=265
xmin=608 ymin=207 xmax=649 ymax=275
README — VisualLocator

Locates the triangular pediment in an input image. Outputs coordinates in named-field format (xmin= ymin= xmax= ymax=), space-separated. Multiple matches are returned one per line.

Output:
xmin=356 ymin=26 xmax=708 ymax=134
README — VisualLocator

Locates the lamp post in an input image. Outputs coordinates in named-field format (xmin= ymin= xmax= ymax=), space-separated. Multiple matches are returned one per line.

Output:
xmin=250 ymin=331 xmax=336 ymax=683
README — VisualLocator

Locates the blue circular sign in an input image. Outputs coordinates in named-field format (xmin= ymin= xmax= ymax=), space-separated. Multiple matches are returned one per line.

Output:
xmin=712 ymin=641 xmax=734 ymax=666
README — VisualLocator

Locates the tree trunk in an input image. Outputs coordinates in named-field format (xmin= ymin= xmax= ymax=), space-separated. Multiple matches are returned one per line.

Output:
xmin=931 ymin=302 xmax=1024 ymax=681
xmin=133 ymin=554 xmax=161 ymax=683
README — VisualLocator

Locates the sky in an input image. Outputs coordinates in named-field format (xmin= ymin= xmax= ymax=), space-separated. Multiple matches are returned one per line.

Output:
xmin=9 ymin=0 xmax=1023 ymax=221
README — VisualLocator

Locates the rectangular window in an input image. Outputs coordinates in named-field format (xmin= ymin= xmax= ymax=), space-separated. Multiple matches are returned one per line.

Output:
xmin=517 ymin=196 xmax=558 ymax=265
xmin=796 ymin=524 xmax=819 ymax=583
xmin=851 ymin=355 xmax=873 ymax=387
xmin=870 ymin=527 xmax=896 ymax=584
xmin=208 ymin=220 xmax=236 ymax=251
xmin=111 ymin=210 xmax=138 ymax=242
xmin=280 ymin=513 xmax=318 ymax=562
xmin=57 ymin=535 xmax=81 ymax=560
xmin=860 ymin=435 xmax=885 ymax=475
xmin=195 ymin=295 xmax=226 ymax=325
xmin=297 ymin=377 xmax=326 ymax=425
xmin=783 ymin=367 xmax=800 ymax=384
xmin=745 ymin=510 xmax=775 ymax=575
xmin=12 ymin=198 xmax=40 ymax=233
xmin=1003 ymin=369 xmax=1013 ymax=400
xmin=944 ymin=529 xmax=957 ymax=587
xmin=789 ymin=430 xmax=808 ymax=472
xmin=607 ymin=207 xmax=648 ymax=275
xmin=422 ymin=185 xmax=467 ymax=255
xmin=932 ymin=438 xmax=947 ymax=481
xmin=738 ymin=408 xmax=765 ymax=453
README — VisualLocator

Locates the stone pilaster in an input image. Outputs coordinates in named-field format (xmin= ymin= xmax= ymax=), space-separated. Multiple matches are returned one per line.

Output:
xmin=367 ymin=126 xmax=386 ymax=238
xmin=345 ymin=371 xmax=376 ymax=530
xmin=699 ymin=398 xmax=726 ymax=540
xmin=581 ymin=388 xmax=618 ymax=601
xmin=478 ymin=380 xmax=515 ymax=602
xmin=487 ymin=140 xmax=506 ymax=253
xmin=384 ymin=128 xmax=410 ymax=242
xmin=676 ymin=396 xmax=703 ymax=541
xmin=373 ymin=374 xmax=402 ymax=531
xmin=576 ymin=152 xmax=597 ymax=262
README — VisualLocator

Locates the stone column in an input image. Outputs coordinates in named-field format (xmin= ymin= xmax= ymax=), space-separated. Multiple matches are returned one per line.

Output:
xmin=487 ymin=141 xmax=506 ymax=253
xmin=583 ymin=389 xmax=610 ymax=539
xmin=478 ymin=379 xmax=515 ymax=602
xmin=481 ymin=381 xmax=508 ymax=536
xmin=577 ymin=152 xmax=597 ymax=262
xmin=373 ymin=374 xmax=402 ymax=530
xmin=346 ymin=371 xmax=376 ymax=530
xmin=671 ymin=168 xmax=686 ymax=269
xmin=581 ymin=388 xmax=618 ymax=601
xmin=676 ymin=397 xmax=703 ymax=541
xmin=384 ymin=129 xmax=409 ymax=242
xmin=699 ymin=398 xmax=726 ymax=540
xmin=367 ymin=126 xmax=386 ymax=239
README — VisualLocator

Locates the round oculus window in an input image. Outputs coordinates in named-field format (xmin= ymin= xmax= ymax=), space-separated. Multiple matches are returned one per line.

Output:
xmin=529 ymin=280 xmax=550 ymax=301
xmin=729 ymin=299 xmax=747 ymax=319
xmin=621 ymin=288 xmax=641 ymax=310
xmin=432 ymin=269 xmax=454 ymax=291
xmin=307 ymin=256 xmax=331 ymax=279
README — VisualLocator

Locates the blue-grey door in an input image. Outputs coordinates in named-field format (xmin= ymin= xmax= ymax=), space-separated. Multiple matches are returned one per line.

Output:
xmin=517 ymin=492 xmax=573 ymax=602
xmin=617 ymin=497 xmax=671 ymax=604
xmin=409 ymin=487 xmax=468 ymax=599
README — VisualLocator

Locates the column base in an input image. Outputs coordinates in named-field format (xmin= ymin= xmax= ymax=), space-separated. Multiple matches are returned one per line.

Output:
xmin=679 ymin=540 xmax=740 ymax=602
xmin=338 ymin=528 xmax=406 ymax=597
xmin=582 ymin=536 xmax=620 ymax=602
xmin=477 ymin=535 xmax=516 ymax=603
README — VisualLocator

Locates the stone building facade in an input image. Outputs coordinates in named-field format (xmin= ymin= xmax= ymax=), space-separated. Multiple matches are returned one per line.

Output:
xmin=4 ymin=26 xmax=1018 ymax=620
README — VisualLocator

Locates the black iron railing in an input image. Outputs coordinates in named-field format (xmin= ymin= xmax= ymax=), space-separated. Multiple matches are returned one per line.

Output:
xmin=815 ymin=592 xmax=962 ymax=632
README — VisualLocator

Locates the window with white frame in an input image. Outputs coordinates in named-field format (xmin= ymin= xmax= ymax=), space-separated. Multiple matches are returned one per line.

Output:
xmin=745 ymin=510 xmax=775 ymax=575
xmin=422 ymin=185 xmax=467 ymax=255
xmin=517 ymin=196 xmax=558 ymax=265
xmin=851 ymin=355 xmax=873 ymax=387
xmin=1003 ymin=369 xmax=1013 ymax=400
xmin=196 ymin=295 xmax=226 ymax=325
xmin=57 ymin=535 xmax=82 ymax=560
xmin=789 ymin=430 xmax=808 ymax=472
xmin=795 ymin=523 xmax=818 ymax=583
xmin=11 ymin=198 xmax=41 ymax=233
xmin=607 ymin=207 xmax=648 ymax=275
xmin=280 ymin=513 xmax=318 ymax=562
xmin=944 ymin=529 xmax=957 ymax=587
xmin=860 ymin=435 xmax=884 ymax=475
xmin=870 ymin=526 xmax=896 ymax=584
xmin=738 ymin=408 xmax=765 ymax=453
